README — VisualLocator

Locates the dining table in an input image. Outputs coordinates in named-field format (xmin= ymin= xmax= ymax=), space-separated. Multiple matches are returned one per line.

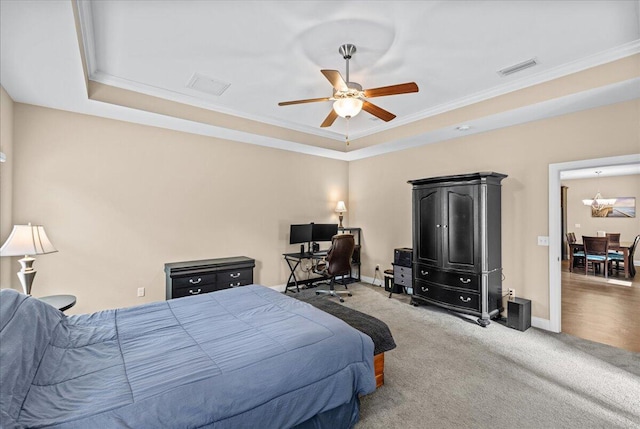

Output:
xmin=569 ymin=241 xmax=634 ymax=279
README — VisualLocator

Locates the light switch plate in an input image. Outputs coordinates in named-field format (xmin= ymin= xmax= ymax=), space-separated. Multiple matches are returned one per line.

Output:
xmin=537 ymin=236 xmax=549 ymax=246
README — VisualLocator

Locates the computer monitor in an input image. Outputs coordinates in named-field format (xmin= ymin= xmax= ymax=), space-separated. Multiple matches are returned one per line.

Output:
xmin=289 ymin=224 xmax=313 ymax=244
xmin=311 ymin=223 xmax=338 ymax=242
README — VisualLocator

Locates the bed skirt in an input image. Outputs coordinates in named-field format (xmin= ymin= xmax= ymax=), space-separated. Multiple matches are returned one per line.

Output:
xmin=293 ymin=393 xmax=361 ymax=429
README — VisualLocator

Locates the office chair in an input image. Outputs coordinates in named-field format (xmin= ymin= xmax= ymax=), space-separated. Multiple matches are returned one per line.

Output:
xmin=315 ymin=234 xmax=355 ymax=302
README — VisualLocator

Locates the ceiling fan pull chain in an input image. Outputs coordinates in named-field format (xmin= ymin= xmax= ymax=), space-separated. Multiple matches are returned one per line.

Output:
xmin=346 ymin=118 xmax=350 ymax=146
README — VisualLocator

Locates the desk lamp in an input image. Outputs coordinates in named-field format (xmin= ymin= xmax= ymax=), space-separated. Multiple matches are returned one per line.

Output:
xmin=0 ymin=223 xmax=57 ymax=295
xmin=335 ymin=201 xmax=347 ymax=228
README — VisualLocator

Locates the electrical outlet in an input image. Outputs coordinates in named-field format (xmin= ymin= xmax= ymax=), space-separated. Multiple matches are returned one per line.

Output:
xmin=137 ymin=287 xmax=145 ymax=297
xmin=575 ymin=224 xmax=581 ymax=228
xmin=508 ymin=288 xmax=515 ymax=301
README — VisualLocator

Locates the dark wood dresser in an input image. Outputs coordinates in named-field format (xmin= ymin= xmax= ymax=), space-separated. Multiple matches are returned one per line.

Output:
xmin=165 ymin=256 xmax=255 ymax=300
xmin=408 ymin=172 xmax=506 ymax=326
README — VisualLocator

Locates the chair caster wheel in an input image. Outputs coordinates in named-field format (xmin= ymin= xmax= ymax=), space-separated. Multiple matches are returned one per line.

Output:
xmin=348 ymin=293 xmax=352 ymax=297
xmin=339 ymin=299 xmax=344 ymax=303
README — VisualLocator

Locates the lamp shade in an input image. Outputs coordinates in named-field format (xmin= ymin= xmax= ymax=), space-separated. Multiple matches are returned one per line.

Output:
xmin=0 ymin=224 xmax=57 ymax=256
xmin=333 ymin=98 xmax=363 ymax=118
xmin=335 ymin=201 xmax=347 ymax=213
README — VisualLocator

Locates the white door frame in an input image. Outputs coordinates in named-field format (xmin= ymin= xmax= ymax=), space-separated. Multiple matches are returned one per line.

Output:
xmin=548 ymin=153 xmax=640 ymax=333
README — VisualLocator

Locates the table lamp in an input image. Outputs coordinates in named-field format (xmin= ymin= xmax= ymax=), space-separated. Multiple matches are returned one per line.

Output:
xmin=0 ymin=223 xmax=57 ymax=295
xmin=335 ymin=201 xmax=347 ymax=228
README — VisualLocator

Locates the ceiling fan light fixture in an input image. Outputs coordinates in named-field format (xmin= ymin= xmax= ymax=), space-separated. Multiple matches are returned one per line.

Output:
xmin=333 ymin=98 xmax=363 ymax=118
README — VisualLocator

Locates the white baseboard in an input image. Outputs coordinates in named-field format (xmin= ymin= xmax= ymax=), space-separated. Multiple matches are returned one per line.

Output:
xmin=269 ymin=284 xmax=286 ymax=293
xmin=360 ymin=275 xmax=383 ymax=287
xmin=531 ymin=316 xmax=552 ymax=331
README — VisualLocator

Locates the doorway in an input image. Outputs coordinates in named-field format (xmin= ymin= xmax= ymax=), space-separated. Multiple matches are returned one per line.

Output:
xmin=548 ymin=154 xmax=640 ymax=334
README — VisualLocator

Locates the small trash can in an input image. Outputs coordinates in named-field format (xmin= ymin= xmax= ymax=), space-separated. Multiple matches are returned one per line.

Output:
xmin=384 ymin=269 xmax=394 ymax=292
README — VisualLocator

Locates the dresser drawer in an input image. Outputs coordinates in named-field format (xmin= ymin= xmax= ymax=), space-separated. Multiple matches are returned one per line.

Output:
xmin=173 ymin=282 xmax=221 ymax=298
xmin=393 ymin=266 xmax=412 ymax=287
xmin=414 ymin=280 xmax=480 ymax=312
xmin=217 ymin=268 xmax=252 ymax=283
xmin=171 ymin=273 xmax=216 ymax=289
xmin=217 ymin=268 xmax=253 ymax=288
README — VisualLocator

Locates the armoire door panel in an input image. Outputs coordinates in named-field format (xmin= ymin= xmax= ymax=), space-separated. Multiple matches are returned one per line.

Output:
xmin=417 ymin=189 xmax=441 ymax=265
xmin=444 ymin=186 xmax=477 ymax=270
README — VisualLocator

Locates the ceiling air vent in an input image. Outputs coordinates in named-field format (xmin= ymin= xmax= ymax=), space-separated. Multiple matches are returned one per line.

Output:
xmin=186 ymin=72 xmax=230 ymax=96
xmin=497 ymin=58 xmax=538 ymax=77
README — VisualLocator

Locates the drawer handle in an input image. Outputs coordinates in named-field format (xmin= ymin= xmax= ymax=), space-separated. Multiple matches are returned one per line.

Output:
xmin=459 ymin=277 xmax=471 ymax=284
xmin=421 ymin=286 xmax=429 ymax=292
xmin=459 ymin=296 xmax=471 ymax=303
xmin=421 ymin=270 xmax=429 ymax=275
xmin=230 ymin=282 xmax=241 ymax=287
xmin=189 ymin=278 xmax=202 ymax=284
xmin=189 ymin=288 xmax=202 ymax=295
xmin=230 ymin=272 xmax=241 ymax=278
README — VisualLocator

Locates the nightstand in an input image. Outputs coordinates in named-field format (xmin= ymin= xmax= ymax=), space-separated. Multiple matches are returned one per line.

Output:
xmin=39 ymin=294 xmax=76 ymax=312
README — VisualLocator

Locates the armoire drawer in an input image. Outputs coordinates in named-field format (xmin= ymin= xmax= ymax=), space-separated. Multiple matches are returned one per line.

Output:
xmin=414 ymin=280 xmax=480 ymax=312
xmin=414 ymin=265 xmax=479 ymax=292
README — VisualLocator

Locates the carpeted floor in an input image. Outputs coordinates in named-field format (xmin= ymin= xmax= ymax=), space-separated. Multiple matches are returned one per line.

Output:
xmin=307 ymin=282 xmax=640 ymax=429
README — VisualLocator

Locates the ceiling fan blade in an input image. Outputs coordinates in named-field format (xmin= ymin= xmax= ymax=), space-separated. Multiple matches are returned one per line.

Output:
xmin=278 ymin=97 xmax=331 ymax=106
xmin=321 ymin=70 xmax=348 ymax=92
xmin=362 ymin=101 xmax=396 ymax=122
xmin=320 ymin=109 xmax=339 ymax=128
xmin=363 ymin=82 xmax=419 ymax=98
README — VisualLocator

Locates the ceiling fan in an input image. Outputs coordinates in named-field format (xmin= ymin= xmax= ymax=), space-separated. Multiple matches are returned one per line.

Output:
xmin=278 ymin=44 xmax=419 ymax=128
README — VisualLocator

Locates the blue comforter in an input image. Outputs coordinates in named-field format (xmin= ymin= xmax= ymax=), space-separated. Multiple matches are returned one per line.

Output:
xmin=0 ymin=286 xmax=375 ymax=428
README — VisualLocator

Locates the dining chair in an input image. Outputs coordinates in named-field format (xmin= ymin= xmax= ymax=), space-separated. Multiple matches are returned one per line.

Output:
xmin=608 ymin=234 xmax=639 ymax=278
xmin=566 ymin=232 xmax=584 ymax=269
xmin=606 ymin=233 xmax=622 ymax=272
xmin=606 ymin=233 xmax=621 ymax=246
xmin=582 ymin=236 xmax=611 ymax=278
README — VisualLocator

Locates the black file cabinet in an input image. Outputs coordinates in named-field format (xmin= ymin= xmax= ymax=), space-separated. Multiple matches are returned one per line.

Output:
xmin=165 ymin=256 xmax=255 ymax=300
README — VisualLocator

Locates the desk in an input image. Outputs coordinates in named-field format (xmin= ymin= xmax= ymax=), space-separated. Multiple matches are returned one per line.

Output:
xmin=569 ymin=242 xmax=633 ymax=279
xmin=282 ymin=251 xmax=328 ymax=293
xmin=39 ymin=294 xmax=76 ymax=312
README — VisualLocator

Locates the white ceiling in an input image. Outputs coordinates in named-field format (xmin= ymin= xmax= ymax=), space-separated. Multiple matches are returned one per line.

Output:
xmin=1 ymin=0 xmax=639 ymax=160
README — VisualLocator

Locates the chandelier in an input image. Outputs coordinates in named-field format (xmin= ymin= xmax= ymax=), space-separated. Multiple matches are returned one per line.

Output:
xmin=581 ymin=171 xmax=616 ymax=211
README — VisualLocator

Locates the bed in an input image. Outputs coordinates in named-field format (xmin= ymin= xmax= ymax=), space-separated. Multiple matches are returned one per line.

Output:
xmin=0 ymin=285 xmax=376 ymax=428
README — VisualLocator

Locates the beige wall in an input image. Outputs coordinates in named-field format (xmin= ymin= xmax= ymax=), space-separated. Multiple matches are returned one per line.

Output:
xmin=10 ymin=104 xmax=348 ymax=313
xmin=349 ymin=99 xmax=640 ymax=321
xmin=563 ymin=175 xmax=640 ymax=246
xmin=0 ymin=86 xmax=14 ymax=288
xmin=6 ymin=96 xmax=640 ymax=321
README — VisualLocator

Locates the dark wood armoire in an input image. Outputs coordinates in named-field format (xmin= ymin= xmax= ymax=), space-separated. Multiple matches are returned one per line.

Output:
xmin=408 ymin=172 xmax=507 ymax=326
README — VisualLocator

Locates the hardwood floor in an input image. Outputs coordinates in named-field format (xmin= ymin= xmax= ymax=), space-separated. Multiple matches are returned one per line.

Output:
xmin=561 ymin=260 xmax=640 ymax=353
